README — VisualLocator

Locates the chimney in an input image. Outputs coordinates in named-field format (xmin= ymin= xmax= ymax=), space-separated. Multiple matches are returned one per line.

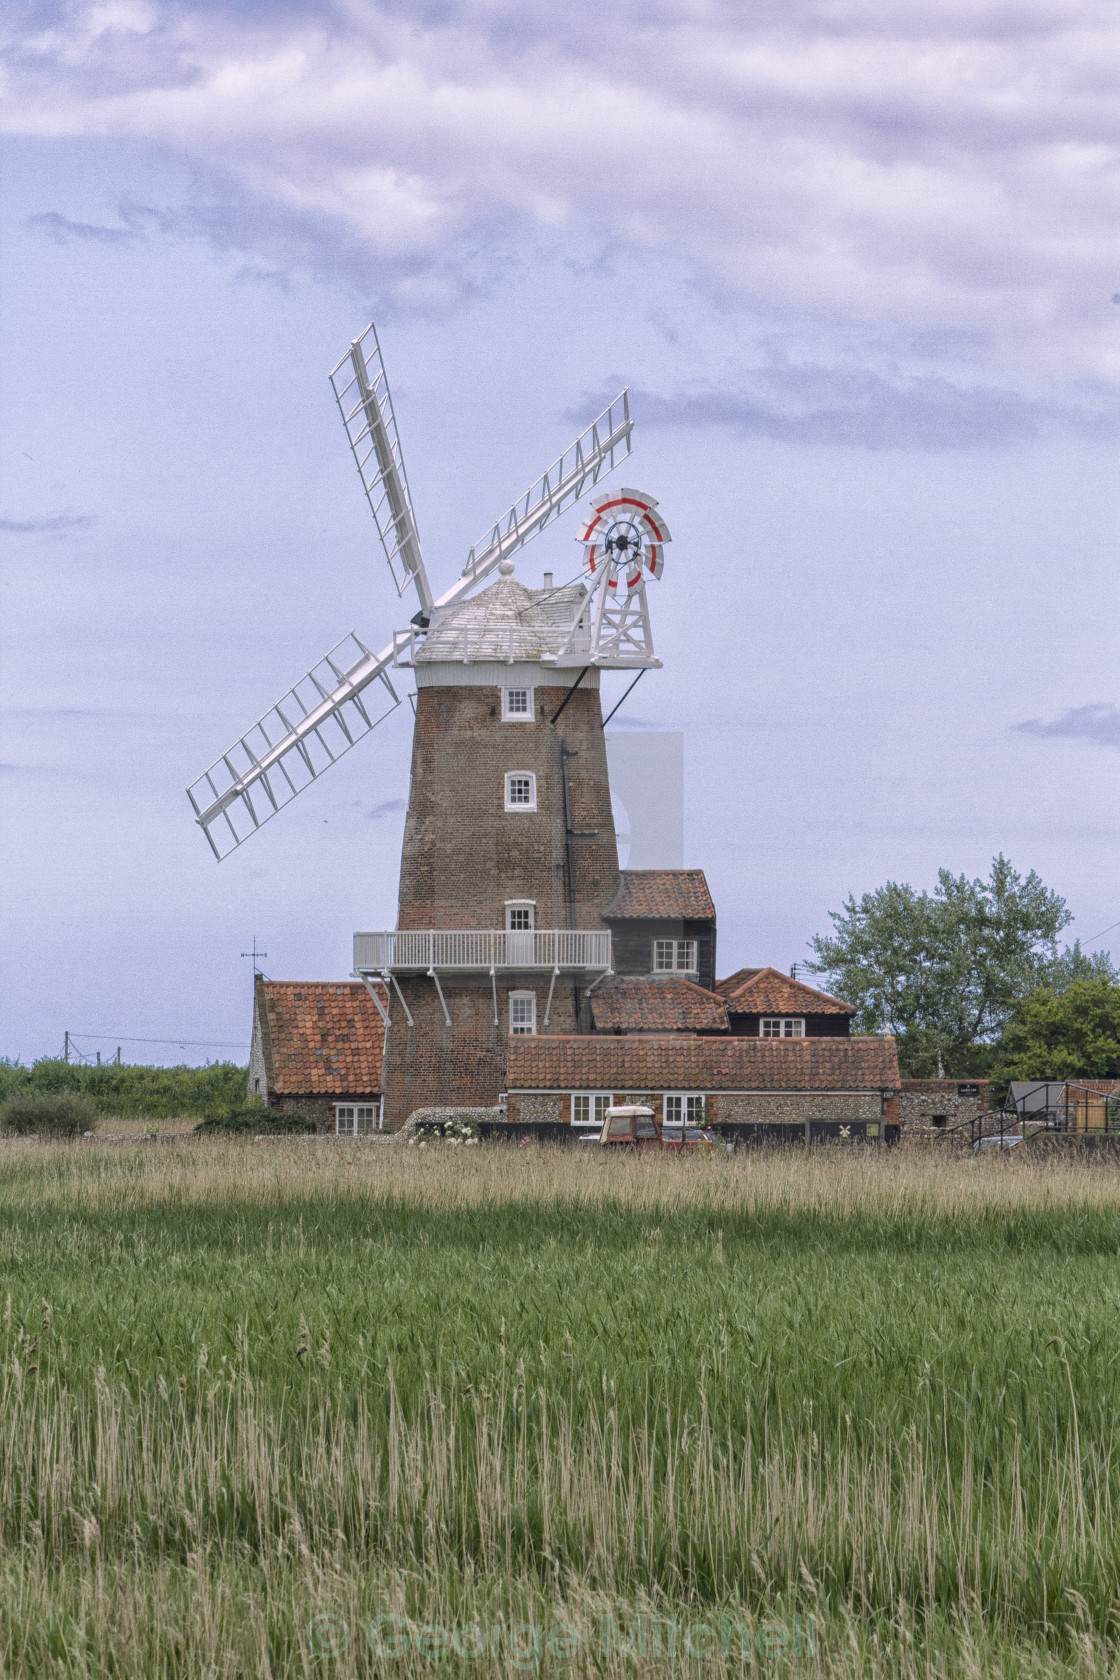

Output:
xmin=543 ymin=572 xmax=553 ymax=590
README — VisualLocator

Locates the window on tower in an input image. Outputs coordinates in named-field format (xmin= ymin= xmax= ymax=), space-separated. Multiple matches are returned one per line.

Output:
xmin=505 ymin=902 xmax=535 ymax=930
xmin=509 ymin=991 xmax=537 ymax=1034
xmin=504 ymin=772 xmax=537 ymax=811
xmin=502 ymin=687 xmax=534 ymax=721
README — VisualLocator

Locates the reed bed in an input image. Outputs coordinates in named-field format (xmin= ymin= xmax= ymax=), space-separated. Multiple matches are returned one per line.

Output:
xmin=0 ymin=1140 xmax=1118 ymax=1676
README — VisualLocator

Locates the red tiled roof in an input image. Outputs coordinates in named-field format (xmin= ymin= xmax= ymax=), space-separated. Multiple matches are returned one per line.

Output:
xmin=719 ymin=967 xmax=855 ymax=1016
xmin=590 ymin=976 xmax=729 ymax=1033
xmin=507 ymin=1034 xmax=898 ymax=1092
xmin=604 ymin=870 xmax=716 ymax=921
xmin=713 ymin=967 xmax=762 ymax=997
xmin=260 ymin=981 xmax=385 ymax=1095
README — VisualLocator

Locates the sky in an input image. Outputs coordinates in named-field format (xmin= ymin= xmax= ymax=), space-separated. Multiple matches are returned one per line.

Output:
xmin=1 ymin=0 xmax=1118 ymax=1065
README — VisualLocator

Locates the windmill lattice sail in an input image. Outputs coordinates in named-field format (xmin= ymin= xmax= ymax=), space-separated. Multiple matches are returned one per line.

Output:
xmin=331 ymin=325 xmax=432 ymax=615
xmin=187 ymin=634 xmax=401 ymax=859
xmin=458 ymin=392 xmax=631 ymax=591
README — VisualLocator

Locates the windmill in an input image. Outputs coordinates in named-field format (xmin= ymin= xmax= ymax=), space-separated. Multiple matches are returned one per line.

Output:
xmin=189 ymin=323 xmax=673 ymax=1123
xmin=187 ymin=324 xmax=663 ymax=860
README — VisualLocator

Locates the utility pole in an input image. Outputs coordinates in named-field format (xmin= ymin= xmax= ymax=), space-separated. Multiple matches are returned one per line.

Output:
xmin=64 ymin=1031 xmax=69 ymax=1064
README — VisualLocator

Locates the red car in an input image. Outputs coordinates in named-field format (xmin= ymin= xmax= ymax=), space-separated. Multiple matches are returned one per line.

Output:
xmin=597 ymin=1105 xmax=716 ymax=1153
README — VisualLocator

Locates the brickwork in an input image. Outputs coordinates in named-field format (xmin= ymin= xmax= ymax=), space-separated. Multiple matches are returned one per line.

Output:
xmin=383 ymin=675 xmax=623 ymax=1123
xmin=900 ymin=1079 xmax=990 ymax=1134
xmin=396 ymin=684 xmax=619 ymax=931
xmin=381 ymin=974 xmax=582 ymax=1125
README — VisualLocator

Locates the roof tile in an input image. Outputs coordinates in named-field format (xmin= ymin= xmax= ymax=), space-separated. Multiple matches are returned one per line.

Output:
xmin=605 ymin=870 xmax=716 ymax=921
xmin=718 ymin=966 xmax=855 ymax=1016
xmin=507 ymin=1034 xmax=898 ymax=1091
xmin=261 ymin=982 xmax=386 ymax=1094
xmin=590 ymin=976 xmax=728 ymax=1033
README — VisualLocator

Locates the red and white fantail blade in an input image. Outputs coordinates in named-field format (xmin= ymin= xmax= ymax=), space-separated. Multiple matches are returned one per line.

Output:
xmin=578 ymin=487 xmax=671 ymax=589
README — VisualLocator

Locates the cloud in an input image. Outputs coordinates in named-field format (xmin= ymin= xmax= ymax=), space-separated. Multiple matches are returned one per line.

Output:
xmin=27 ymin=210 xmax=139 ymax=244
xmin=367 ymin=797 xmax=406 ymax=819
xmin=0 ymin=513 xmax=94 ymax=534
xmin=617 ymin=368 xmax=1120 ymax=451
xmin=1014 ymin=703 xmax=1120 ymax=748
xmin=7 ymin=0 xmax=1120 ymax=402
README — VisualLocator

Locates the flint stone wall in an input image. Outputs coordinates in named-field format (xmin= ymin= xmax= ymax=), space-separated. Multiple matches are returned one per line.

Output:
xmin=900 ymin=1080 xmax=990 ymax=1134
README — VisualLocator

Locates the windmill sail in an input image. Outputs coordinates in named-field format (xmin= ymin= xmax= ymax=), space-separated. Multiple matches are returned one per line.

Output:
xmin=331 ymin=325 xmax=433 ymax=616
xmin=187 ymin=633 xmax=403 ymax=859
xmin=450 ymin=390 xmax=631 ymax=606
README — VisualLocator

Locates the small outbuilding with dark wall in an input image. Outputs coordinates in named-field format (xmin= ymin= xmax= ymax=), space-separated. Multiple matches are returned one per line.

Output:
xmin=715 ymin=968 xmax=855 ymax=1039
xmin=249 ymin=976 xmax=388 ymax=1132
xmin=604 ymin=869 xmax=718 ymax=992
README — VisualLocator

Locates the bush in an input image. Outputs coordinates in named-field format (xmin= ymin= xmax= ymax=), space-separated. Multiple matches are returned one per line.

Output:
xmin=0 ymin=1091 xmax=99 ymax=1138
xmin=195 ymin=1104 xmax=317 ymax=1136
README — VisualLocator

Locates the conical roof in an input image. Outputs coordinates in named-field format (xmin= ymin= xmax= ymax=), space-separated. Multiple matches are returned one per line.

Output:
xmin=415 ymin=574 xmax=587 ymax=664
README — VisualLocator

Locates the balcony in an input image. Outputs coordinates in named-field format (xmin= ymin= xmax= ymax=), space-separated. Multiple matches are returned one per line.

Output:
xmin=353 ymin=929 xmax=612 ymax=975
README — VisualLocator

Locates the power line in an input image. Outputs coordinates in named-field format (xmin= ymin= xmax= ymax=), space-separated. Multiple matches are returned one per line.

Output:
xmin=66 ymin=1033 xmax=249 ymax=1048
xmin=1080 ymin=917 xmax=1120 ymax=945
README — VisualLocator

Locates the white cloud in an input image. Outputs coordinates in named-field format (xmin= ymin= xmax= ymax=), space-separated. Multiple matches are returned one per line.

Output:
xmin=6 ymin=0 xmax=1120 ymax=427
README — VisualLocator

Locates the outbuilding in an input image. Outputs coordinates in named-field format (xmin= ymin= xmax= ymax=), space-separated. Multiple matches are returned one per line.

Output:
xmin=249 ymin=976 xmax=388 ymax=1132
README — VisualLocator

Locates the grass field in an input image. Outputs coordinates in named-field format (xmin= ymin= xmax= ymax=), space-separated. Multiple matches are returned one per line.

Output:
xmin=2 ymin=1139 xmax=1120 ymax=1677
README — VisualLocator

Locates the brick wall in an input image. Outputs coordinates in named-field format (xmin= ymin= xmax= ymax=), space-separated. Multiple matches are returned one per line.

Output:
xmin=900 ymin=1079 xmax=990 ymax=1134
xmin=397 ymin=683 xmax=620 ymax=931
xmin=382 ymin=976 xmax=584 ymax=1126
xmin=384 ymin=679 xmax=622 ymax=1123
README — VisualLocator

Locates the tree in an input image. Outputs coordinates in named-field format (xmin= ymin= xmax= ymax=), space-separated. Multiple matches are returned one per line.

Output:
xmin=807 ymin=856 xmax=1073 ymax=1077
xmin=993 ymin=980 xmax=1120 ymax=1086
xmin=1041 ymin=940 xmax=1119 ymax=993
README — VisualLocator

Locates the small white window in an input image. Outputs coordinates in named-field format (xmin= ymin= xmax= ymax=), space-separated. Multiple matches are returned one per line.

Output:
xmin=652 ymin=939 xmax=698 ymax=973
xmin=335 ymin=1102 xmax=381 ymax=1134
xmin=664 ymin=1094 xmax=706 ymax=1127
xmin=509 ymin=991 xmax=537 ymax=1035
xmin=505 ymin=772 xmax=537 ymax=811
xmin=760 ymin=1017 xmax=805 ymax=1038
xmin=505 ymin=901 xmax=535 ymax=931
xmin=572 ymin=1093 xmax=611 ymax=1127
xmin=502 ymin=687 xmax=534 ymax=721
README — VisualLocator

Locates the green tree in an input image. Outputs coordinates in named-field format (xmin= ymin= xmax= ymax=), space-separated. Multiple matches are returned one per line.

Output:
xmin=807 ymin=856 xmax=1072 ymax=1076
xmin=1042 ymin=939 xmax=1119 ymax=993
xmin=993 ymin=979 xmax=1120 ymax=1087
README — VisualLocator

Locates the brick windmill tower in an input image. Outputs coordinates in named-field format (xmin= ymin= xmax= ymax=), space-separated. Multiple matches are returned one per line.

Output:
xmin=188 ymin=324 xmax=671 ymax=1123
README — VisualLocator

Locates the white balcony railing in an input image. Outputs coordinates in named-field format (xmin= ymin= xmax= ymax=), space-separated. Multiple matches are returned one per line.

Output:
xmin=353 ymin=929 xmax=611 ymax=974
